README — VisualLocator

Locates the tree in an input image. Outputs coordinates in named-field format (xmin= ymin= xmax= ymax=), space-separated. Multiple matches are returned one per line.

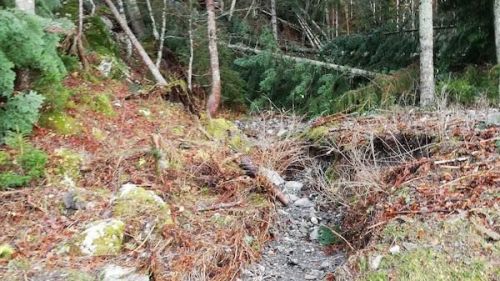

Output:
xmin=495 ymin=0 xmax=500 ymax=65
xmin=125 ymin=0 xmax=146 ymax=38
xmin=271 ymin=0 xmax=278 ymax=41
xmin=419 ymin=0 xmax=435 ymax=107
xmin=103 ymin=0 xmax=167 ymax=85
xmin=206 ymin=0 xmax=222 ymax=117
xmin=15 ymin=0 xmax=35 ymax=14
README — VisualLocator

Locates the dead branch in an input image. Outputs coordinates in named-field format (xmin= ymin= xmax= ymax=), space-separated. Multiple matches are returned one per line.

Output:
xmin=197 ymin=199 xmax=243 ymax=212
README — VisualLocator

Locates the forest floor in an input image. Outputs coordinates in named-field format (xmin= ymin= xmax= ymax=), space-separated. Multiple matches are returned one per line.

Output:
xmin=0 ymin=75 xmax=499 ymax=281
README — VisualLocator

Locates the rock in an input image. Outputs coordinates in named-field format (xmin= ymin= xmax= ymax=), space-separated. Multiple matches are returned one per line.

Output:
xmin=30 ymin=270 xmax=94 ymax=281
xmin=304 ymin=270 xmax=322 ymax=280
xmin=70 ymin=219 xmax=125 ymax=256
xmin=97 ymin=58 xmax=113 ymax=78
xmin=284 ymin=181 xmax=304 ymax=194
xmin=287 ymin=194 xmax=300 ymax=203
xmin=294 ymin=198 xmax=315 ymax=208
xmin=100 ymin=264 xmax=149 ymax=281
xmin=389 ymin=245 xmax=401 ymax=254
xmin=310 ymin=217 xmax=319 ymax=225
xmin=277 ymin=128 xmax=288 ymax=137
xmin=260 ymin=168 xmax=285 ymax=186
xmin=486 ymin=112 xmax=500 ymax=126
xmin=320 ymin=260 xmax=332 ymax=269
xmin=309 ymin=227 xmax=319 ymax=240
xmin=63 ymin=190 xmax=87 ymax=210
xmin=113 ymin=183 xmax=173 ymax=235
xmin=370 ymin=255 xmax=383 ymax=270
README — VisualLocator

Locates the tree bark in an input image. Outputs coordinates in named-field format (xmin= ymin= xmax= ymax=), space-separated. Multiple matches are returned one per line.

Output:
xmin=187 ymin=0 xmax=194 ymax=91
xmin=103 ymin=0 xmax=167 ymax=85
xmin=229 ymin=0 xmax=236 ymax=20
xmin=495 ymin=0 xmax=500 ymax=65
xmin=15 ymin=0 xmax=35 ymax=14
xmin=495 ymin=0 xmax=500 ymax=102
xmin=155 ymin=0 xmax=167 ymax=68
xmin=206 ymin=0 xmax=222 ymax=117
xmin=145 ymin=0 xmax=159 ymax=40
xmin=116 ymin=0 xmax=132 ymax=58
xmin=270 ymin=0 xmax=278 ymax=41
xmin=228 ymin=43 xmax=380 ymax=77
xmin=419 ymin=0 xmax=435 ymax=106
xmin=125 ymin=0 xmax=146 ymax=38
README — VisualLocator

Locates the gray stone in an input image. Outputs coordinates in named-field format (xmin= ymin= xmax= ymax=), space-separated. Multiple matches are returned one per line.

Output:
xmin=284 ymin=181 xmax=304 ymax=194
xmin=260 ymin=168 xmax=285 ymax=186
xmin=309 ymin=227 xmax=319 ymax=240
xmin=100 ymin=264 xmax=149 ymax=281
xmin=294 ymin=198 xmax=315 ymax=208
xmin=320 ymin=260 xmax=332 ymax=269
xmin=310 ymin=217 xmax=319 ymax=225
xmin=486 ymin=112 xmax=500 ymax=125
xmin=287 ymin=194 xmax=300 ymax=203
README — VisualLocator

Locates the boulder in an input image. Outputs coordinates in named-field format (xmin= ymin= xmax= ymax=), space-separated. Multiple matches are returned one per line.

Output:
xmin=69 ymin=219 xmax=125 ymax=256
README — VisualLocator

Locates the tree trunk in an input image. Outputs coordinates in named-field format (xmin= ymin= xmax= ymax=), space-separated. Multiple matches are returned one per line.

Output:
xmin=103 ymin=0 xmax=167 ymax=85
xmin=419 ymin=0 xmax=435 ymax=106
xmin=145 ymin=0 xmax=159 ymax=40
xmin=495 ymin=0 xmax=500 ymax=65
xmin=15 ymin=0 xmax=35 ymax=14
xmin=206 ymin=0 xmax=222 ymax=117
xmin=155 ymin=0 xmax=167 ymax=67
xmin=187 ymin=0 xmax=194 ymax=91
xmin=270 ymin=0 xmax=278 ymax=41
xmin=229 ymin=0 xmax=236 ymax=20
xmin=125 ymin=0 xmax=146 ymax=38
xmin=495 ymin=0 xmax=500 ymax=101
xmin=116 ymin=0 xmax=132 ymax=58
xmin=228 ymin=44 xmax=380 ymax=77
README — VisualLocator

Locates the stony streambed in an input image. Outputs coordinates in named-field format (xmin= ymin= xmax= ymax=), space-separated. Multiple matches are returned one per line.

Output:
xmin=237 ymin=115 xmax=346 ymax=281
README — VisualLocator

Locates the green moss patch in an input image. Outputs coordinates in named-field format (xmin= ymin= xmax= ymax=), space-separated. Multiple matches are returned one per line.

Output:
xmin=67 ymin=219 xmax=125 ymax=256
xmin=205 ymin=118 xmax=251 ymax=151
xmin=113 ymin=184 xmax=173 ymax=235
xmin=40 ymin=111 xmax=81 ymax=135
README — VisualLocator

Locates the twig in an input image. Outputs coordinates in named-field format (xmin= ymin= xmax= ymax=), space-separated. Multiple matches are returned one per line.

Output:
xmin=323 ymin=225 xmax=354 ymax=251
xmin=434 ymin=156 xmax=470 ymax=165
xmin=132 ymin=224 xmax=156 ymax=252
xmin=197 ymin=199 xmax=243 ymax=212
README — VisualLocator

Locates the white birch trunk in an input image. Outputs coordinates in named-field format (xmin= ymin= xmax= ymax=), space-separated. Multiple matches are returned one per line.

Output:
xmin=116 ymin=0 xmax=132 ymax=58
xmin=155 ymin=0 xmax=167 ymax=67
xmin=270 ymin=0 xmax=278 ymax=41
xmin=145 ymin=0 xmax=159 ymax=40
xmin=103 ymin=0 xmax=167 ymax=85
xmin=419 ymin=0 xmax=435 ymax=106
xmin=15 ymin=0 xmax=35 ymax=14
xmin=229 ymin=0 xmax=236 ymax=20
xmin=206 ymin=0 xmax=222 ymax=117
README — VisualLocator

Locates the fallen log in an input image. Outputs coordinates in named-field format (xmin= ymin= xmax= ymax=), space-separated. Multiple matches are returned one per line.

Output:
xmin=228 ymin=43 xmax=380 ymax=78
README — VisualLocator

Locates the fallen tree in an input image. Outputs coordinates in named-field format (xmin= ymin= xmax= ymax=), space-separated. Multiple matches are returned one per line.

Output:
xmin=103 ymin=0 xmax=167 ymax=86
xmin=227 ymin=43 xmax=380 ymax=78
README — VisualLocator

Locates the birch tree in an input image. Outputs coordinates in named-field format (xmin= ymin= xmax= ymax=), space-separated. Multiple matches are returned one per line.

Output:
xmin=270 ymin=0 xmax=278 ymax=41
xmin=206 ymin=0 xmax=222 ymax=117
xmin=125 ymin=0 xmax=146 ymax=38
xmin=15 ymin=0 xmax=35 ymax=14
xmin=419 ymin=0 xmax=435 ymax=107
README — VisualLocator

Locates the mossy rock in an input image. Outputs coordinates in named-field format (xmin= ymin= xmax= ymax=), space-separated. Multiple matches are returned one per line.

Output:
xmin=91 ymin=93 xmax=115 ymax=116
xmin=40 ymin=111 xmax=81 ymax=135
xmin=66 ymin=219 xmax=124 ymax=256
xmin=205 ymin=118 xmax=251 ymax=152
xmin=113 ymin=184 xmax=173 ymax=234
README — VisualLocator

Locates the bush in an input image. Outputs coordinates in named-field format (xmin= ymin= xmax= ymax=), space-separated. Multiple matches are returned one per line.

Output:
xmin=0 ymin=10 xmax=68 ymax=141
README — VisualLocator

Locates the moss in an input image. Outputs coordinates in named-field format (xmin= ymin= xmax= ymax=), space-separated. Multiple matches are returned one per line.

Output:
xmin=91 ymin=127 xmax=107 ymax=141
xmin=363 ymin=248 xmax=489 ymax=281
xmin=91 ymin=93 xmax=115 ymax=116
xmin=65 ymin=270 xmax=94 ymax=281
xmin=54 ymin=148 xmax=83 ymax=180
xmin=40 ymin=111 xmax=81 ymax=135
xmin=206 ymin=118 xmax=251 ymax=152
xmin=0 ymin=151 xmax=9 ymax=166
xmin=303 ymin=126 xmax=330 ymax=142
xmin=0 ymin=244 xmax=15 ymax=260
xmin=113 ymin=184 xmax=173 ymax=234
xmin=70 ymin=219 xmax=125 ymax=256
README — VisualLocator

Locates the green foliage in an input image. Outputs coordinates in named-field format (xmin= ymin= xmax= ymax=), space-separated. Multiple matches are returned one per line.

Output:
xmin=0 ymin=10 xmax=68 ymax=139
xmin=0 ymin=134 xmax=47 ymax=189
xmin=39 ymin=111 xmax=81 ymax=135
xmin=318 ymin=225 xmax=341 ymax=246
xmin=0 ymin=91 xmax=45 ymax=141
xmin=85 ymin=16 xmax=120 ymax=56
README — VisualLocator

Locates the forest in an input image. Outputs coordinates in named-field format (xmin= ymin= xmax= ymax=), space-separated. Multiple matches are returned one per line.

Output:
xmin=0 ymin=0 xmax=499 ymax=280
